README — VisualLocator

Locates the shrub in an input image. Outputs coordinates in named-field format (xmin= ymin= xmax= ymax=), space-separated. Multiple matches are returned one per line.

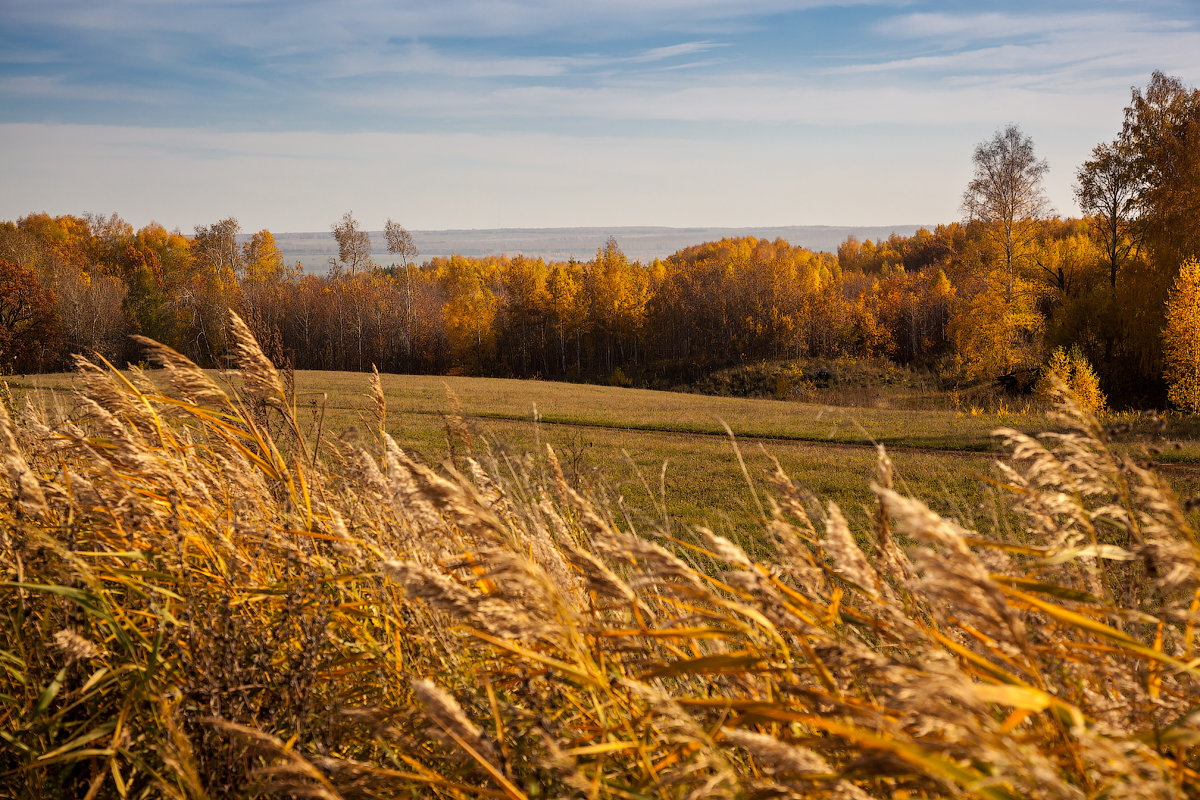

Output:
xmin=1037 ymin=344 xmax=1107 ymax=414
xmin=608 ymin=365 xmax=632 ymax=387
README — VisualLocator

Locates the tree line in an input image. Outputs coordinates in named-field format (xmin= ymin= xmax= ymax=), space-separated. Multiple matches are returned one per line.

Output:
xmin=1 ymin=72 xmax=1198 ymax=409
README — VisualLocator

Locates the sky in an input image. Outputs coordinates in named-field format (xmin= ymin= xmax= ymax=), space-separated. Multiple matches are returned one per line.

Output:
xmin=1 ymin=0 xmax=1198 ymax=234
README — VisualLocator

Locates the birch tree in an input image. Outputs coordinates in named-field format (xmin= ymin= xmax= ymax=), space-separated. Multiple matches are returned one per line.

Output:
xmin=963 ymin=125 xmax=1049 ymax=301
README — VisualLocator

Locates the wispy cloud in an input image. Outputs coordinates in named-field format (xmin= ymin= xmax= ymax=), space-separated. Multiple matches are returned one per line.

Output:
xmin=880 ymin=9 xmax=1193 ymax=42
xmin=3 ymin=0 xmax=904 ymax=42
xmin=856 ymin=9 xmax=1200 ymax=87
xmin=1 ymin=0 xmax=1198 ymax=229
xmin=319 ymin=40 xmax=727 ymax=81
xmin=450 ymin=80 xmax=1112 ymax=127
xmin=629 ymin=42 xmax=726 ymax=63
xmin=0 ymin=75 xmax=171 ymax=104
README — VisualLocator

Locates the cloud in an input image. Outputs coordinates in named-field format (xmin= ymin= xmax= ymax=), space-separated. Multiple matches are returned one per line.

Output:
xmin=10 ymin=0 xmax=1192 ymax=136
xmin=816 ymin=8 xmax=1200 ymax=106
xmin=859 ymin=9 xmax=1200 ymax=84
xmin=5 ymin=0 xmax=906 ymax=41
xmin=629 ymin=42 xmax=726 ymax=63
xmin=318 ymin=40 xmax=726 ymax=81
xmin=0 ymin=74 xmax=171 ymax=104
xmin=880 ymin=9 xmax=1193 ymax=42
xmin=2 ymin=0 xmax=1196 ymax=231
xmin=325 ymin=44 xmax=574 ymax=80
xmin=329 ymin=72 xmax=1121 ymax=130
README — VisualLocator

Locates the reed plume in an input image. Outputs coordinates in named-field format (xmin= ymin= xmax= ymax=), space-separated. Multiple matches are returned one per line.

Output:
xmin=2 ymin=318 xmax=1199 ymax=799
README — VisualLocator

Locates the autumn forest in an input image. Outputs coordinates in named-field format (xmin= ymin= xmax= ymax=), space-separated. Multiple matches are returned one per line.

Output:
xmin=3 ymin=72 xmax=1199 ymax=409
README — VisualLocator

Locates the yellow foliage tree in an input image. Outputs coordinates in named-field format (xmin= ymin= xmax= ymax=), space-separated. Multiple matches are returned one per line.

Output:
xmin=439 ymin=255 xmax=499 ymax=373
xmin=1164 ymin=258 xmax=1200 ymax=413
xmin=1037 ymin=345 xmax=1107 ymax=414
xmin=947 ymin=286 xmax=1012 ymax=380
xmin=242 ymin=230 xmax=285 ymax=283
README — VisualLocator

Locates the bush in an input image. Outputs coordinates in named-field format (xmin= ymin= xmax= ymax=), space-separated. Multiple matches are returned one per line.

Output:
xmin=1037 ymin=345 xmax=1107 ymax=414
xmin=608 ymin=365 xmax=632 ymax=387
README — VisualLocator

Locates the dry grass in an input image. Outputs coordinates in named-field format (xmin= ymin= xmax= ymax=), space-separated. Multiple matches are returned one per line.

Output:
xmin=8 ymin=369 xmax=1042 ymax=452
xmin=4 ymin=316 xmax=1200 ymax=799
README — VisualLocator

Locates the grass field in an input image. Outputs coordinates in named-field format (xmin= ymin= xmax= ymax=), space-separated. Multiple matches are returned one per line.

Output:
xmin=9 ymin=368 xmax=1199 ymax=545
xmin=8 ymin=333 xmax=1200 ymax=798
xmin=10 ymin=368 xmax=1036 ymax=446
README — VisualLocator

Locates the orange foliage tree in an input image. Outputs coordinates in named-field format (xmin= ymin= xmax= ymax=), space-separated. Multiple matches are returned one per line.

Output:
xmin=0 ymin=259 xmax=60 ymax=373
xmin=1164 ymin=258 xmax=1200 ymax=413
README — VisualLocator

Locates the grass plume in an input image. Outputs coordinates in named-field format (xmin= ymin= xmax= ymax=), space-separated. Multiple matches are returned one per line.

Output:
xmin=2 ymin=316 xmax=1200 ymax=798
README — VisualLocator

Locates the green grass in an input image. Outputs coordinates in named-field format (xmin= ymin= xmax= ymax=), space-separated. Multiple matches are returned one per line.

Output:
xmin=307 ymin=372 xmax=1040 ymax=448
xmin=460 ymin=417 xmax=1003 ymax=552
xmin=9 ymin=370 xmax=1037 ymax=446
xmin=9 ymin=369 xmax=1198 ymax=543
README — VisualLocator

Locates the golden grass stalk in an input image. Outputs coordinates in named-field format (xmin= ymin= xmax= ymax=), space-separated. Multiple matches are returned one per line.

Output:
xmin=2 ymin=322 xmax=1199 ymax=799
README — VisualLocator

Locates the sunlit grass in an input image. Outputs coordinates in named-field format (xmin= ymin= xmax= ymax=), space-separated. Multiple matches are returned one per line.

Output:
xmin=11 ymin=369 xmax=1041 ymax=449
xmin=5 ymin=319 xmax=1200 ymax=798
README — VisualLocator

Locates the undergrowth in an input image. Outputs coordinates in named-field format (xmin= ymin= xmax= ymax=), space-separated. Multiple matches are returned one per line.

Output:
xmin=2 ymin=311 xmax=1200 ymax=799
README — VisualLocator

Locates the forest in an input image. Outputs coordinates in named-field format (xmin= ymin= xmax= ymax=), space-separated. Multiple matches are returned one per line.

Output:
xmin=1 ymin=71 xmax=1198 ymax=409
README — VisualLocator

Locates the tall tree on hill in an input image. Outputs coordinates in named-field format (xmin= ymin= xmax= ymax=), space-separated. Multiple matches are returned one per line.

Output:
xmin=1076 ymin=141 xmax=1139 ymax=289
xmin=331 ymin=212 xmax=372 ymax=276
xmin=385 ymin=218 xmax=419 ymax=351
xmin=241 ymin=230 xmax=285 ymax=284
xmin=188 ymin=218 xmax=244 ymax=364
xmin=962 ymin=124 xmax=1050 ymax=303
xmin=192 ymin=218 xmax=242 ymax=285
xmin=384 ymin=219 xmax=418 ymax=272
xmin=1122 ymin=72 xmax=1200 ymax=271
xmin=1070 ymin=72 xmax=1200 ymax=403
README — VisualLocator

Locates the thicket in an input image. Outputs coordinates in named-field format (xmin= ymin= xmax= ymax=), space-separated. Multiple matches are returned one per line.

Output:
xmin=3 ymin=315 xmax=1200 ymax=798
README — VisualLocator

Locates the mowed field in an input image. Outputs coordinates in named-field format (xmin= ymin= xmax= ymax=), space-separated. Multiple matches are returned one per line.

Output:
xmin=10 ymin=369 xmax=1200 ymax=548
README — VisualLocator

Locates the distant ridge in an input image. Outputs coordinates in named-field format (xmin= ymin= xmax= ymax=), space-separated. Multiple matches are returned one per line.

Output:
xmin=271 ymin=224 xmax=930 ymax=272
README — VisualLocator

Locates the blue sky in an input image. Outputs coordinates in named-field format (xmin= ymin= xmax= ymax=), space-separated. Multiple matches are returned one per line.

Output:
xmin=2 ymin=0 xmax=1198 ymax=233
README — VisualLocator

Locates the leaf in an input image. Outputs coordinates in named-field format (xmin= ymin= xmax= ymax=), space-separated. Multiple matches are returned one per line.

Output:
xmin=0 ymin=729 xmax=34 ymax=754
xmin=3 ymin=582 xmax=134 ymax=656
xmin=972 ymin=684 xmax=1053 ymax=711
xmin=27 ymin=747 xmax=116 ymax=767
xmin=998 ymin=585 xmax=1200 ymax=678
xmin=1032 ymin=544 xmax=1134 ymax=567
xmin=598 ymin=627 xmax=730 ymax=640
xmin=37 ymin=721 xmax=117 ymax=762
xmin=640 ymin=651 xmax=765 ymax=679
xmin=31 ymin=666 xmax=68 ymax=722
xmin=438 ymin=725 xmax=529 ymax=800
xmin=989 ymin=575 xmax=1102 ymax=603
xmin=468 ymin=629 xmax=603 ymax=688
xmin=797 ymin=717 xmax=1025 ymax=800
xmin=0 ymin=648 xmax=26 ymax=683
xmin=566 ymin=741 xmax=645 ymax=756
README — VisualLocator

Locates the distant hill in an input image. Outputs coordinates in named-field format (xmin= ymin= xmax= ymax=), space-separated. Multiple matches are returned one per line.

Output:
xmin=270 ymin=224 xmax=930 ymax=272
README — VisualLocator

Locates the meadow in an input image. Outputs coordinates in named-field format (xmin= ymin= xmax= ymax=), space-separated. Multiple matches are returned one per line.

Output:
xmin=0 ymin=369 xmax=1074 ymax=551
xmin=11 ymin=367 xmax=1198 ymax=543
xmin=4 ymin=325 xmax=1200 ymax=798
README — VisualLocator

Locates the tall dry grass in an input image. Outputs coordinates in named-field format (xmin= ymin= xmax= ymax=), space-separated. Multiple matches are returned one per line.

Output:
xmin=2 ymin=311 xmax=1200 ymax=799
